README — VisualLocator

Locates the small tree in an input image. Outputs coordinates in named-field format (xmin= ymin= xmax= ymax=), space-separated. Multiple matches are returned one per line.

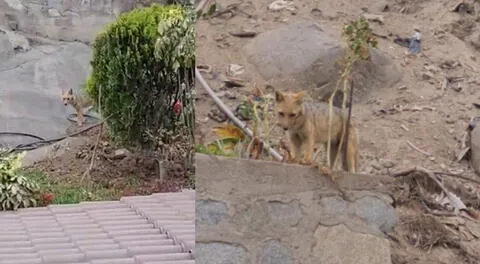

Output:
xmin=325 ymin=17 xmax=378 ymax=170
xmin=85 ymin=4 xmax=195 ymax=148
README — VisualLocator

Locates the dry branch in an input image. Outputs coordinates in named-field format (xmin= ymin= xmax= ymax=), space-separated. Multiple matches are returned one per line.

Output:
xmin=81 ymin=123 xmax=103 ymax=183
xmin=393 ymin=166 xmax=467 ymax=215
xmin=407 ymin=140 xmax=432 ymax=156
xmin=195 ymin=67 xmax=283 ymax=161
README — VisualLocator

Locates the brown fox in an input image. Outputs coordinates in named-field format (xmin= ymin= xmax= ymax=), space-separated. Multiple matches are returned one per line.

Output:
xmin=61 ymin=88 xmax=93 ymax=126
xmin=275 ymin=90 xmax=359 ymax=173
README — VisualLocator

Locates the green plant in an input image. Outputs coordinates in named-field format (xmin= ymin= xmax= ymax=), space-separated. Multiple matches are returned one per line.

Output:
xmin=85 ymin=4 xmax=195 ymax=148
xmin=324 ymin=17 xmax=378 ymax=170
xmin=25 ymin=170 xmax=119 ymax=205
xmin=0 ymin=151 xmax=39 ymax=210
xmin=153 ymin=6 xmax=196 ymax=177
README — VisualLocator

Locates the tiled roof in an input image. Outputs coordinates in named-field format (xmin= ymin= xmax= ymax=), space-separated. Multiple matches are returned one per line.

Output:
xmin=0 ymin=190 xmax=195 ymax=264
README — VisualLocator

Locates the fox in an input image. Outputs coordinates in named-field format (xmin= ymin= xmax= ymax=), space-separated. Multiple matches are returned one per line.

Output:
xmin=61 ymin=88 xmax=93 ymax=126
xmin=275 ymin=90 xmax=359 ymax=173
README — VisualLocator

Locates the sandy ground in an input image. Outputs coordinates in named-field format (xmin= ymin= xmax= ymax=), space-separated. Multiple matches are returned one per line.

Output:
xmin=195 ymin=0 xmax=480 ymax=262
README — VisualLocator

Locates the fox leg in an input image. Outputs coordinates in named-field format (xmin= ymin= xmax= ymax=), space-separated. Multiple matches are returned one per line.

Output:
xmin=300 ymin=135 xmax=315 ymax=165
xmin=76 ymin=108 xmax=84 ymax=126
xmin=288 ymin=133 xmax=302 ymax=162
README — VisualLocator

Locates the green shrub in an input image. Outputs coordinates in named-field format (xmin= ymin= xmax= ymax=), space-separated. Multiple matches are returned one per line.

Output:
xmin=85 ymin=4 xmax=195 ymax=147
xmin=0 ymin=151 xmax=39 ymax=210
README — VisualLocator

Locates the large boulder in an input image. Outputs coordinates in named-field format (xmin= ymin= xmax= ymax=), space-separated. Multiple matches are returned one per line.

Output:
xmin=0 ymin=31 xmax=14 ymax=61
xmin=0 ymin=41 xmax=92 ymax=147
xmin=244 ymin=21 xmax=402 ymax=104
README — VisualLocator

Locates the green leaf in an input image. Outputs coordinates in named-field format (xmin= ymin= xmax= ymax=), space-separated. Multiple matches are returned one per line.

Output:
xmin=207 ymin=3 xmax=217 ymax=17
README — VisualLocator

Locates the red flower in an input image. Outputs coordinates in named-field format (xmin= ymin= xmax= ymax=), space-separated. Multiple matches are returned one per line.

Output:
xmin=173 ymin=100 xmax=182 ymax=115
xmin=41 ymin=193 xmax=55 ymax=206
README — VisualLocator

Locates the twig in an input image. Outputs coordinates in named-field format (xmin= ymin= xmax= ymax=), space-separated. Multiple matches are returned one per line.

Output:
xmin=229 ymin=31 xmax=257 ymax=38
xmin=339 ymin=79 xmax=355 ymax=168
xmin=81 ymin=81 xmax=104 ymax=184
xmin=434 ymin=171 xmax=480 ymax=186
xmin=80 ymin=123 xmax=103 ymax=183
xmin=394 ymin=166 xmax=480 ymax=188
xmin=407 ymin=140 xmax=432 ymax=156
xmin=195 ymin=0 xmax=212 ymax=13
xmin=196 ymin=67 xmax=283 ymax=161
xmin=393 ymin=166 xmax=467 ymax=214
xmin=210 ymin=3 xmax=239 ymax=18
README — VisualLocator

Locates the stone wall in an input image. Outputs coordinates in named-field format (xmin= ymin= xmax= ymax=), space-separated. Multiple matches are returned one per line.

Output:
xmin=195 ymin=153 xmax=397 ymax=264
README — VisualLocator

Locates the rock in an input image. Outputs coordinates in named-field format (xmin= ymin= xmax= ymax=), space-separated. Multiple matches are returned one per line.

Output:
xmin=113 ymin=148 xmax=130 ymax=159
xmin=0 ymin=31 xmax=14 ymax=61
xmin=0 ymin=42 xmax=92 ymax=147
xmin=244 ymin=22 xmax=402 ymax=104
xmin=381 ymin=159 xmax=395 ymax=169
xmin=352 ymin=196 xmax=398 ymax=233
xmin=259 ymin=240 xmax=294 ymax=264
xmin=370 ymin=1 xmax=390 ymax=12
xmin=1 ymin=28 xmax=30 ymax=51
xmin=311 ymin=224 xmax=391 ymax=264
xmin=228 ymin=64 xmax=245 ymax=76
xmin=471 ymin=124 xmax=480 ymax=175
xmin=3 ymin=0 xmax=26 ymax=12
xmin=196 ymin=199 xmax=228 ymax=226
xmin=266 ymin=200 xmax=303 ymax=227
xmin=196 ymin=242 xmax=247 ymax=264
xmin=47 ymin=8 xmax=61 ymax=17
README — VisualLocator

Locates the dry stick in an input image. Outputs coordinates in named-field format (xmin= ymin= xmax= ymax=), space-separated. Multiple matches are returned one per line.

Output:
xmin=195 ymin=68 xmax=283 ymax=161
xmin=407 ymin=140 xmax=432 ymax=156
xmin=326 ymin=60 xmax=353 ymax=169
xmin=333 ymin=78 xmax=353 ymax=168
xmin=326 ymin=77 xmax=344 ymax=168
xmin=435 ymin=171 xmax=480 ymax=185
xmin=195 ymin=0 xmax=211 ymax=13
xmin=80 ymin=123 xmax=103 ymax=183
xmin=393 ymin=167 xmax=467 ymax=214
xmin=342 ymin=80 xmax=355 ymax=166
xmin=81 ymin=82 xmax=103 ymax=184
xmin=394 ymin=167 xmax=480 ymax=186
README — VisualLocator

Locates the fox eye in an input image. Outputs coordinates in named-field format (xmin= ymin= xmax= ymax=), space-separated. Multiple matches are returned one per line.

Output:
xmin=289 ymin=113 xmax=296 ymax=117
xmin=278 ymin=112 xmax=284 ymax=117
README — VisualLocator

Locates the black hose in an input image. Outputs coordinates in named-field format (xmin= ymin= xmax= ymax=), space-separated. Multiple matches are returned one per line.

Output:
xmin=0 ymin=113 xmax=102 ymax=156
xmin=0 ymin=132 xmax=45 ymax=141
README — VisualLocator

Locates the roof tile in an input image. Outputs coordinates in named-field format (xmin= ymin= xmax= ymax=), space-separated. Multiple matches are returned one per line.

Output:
xmin=0 ymin=191 xmax=195 ymax=263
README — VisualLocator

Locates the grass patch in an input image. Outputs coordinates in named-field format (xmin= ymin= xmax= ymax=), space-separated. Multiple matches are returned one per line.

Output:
xmin=24 ymin=170 xmax=120 ymax=205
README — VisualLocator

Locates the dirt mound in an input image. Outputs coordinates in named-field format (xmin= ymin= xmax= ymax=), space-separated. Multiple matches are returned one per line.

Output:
xmin=29 ymin=126 xmax=190 ymax=197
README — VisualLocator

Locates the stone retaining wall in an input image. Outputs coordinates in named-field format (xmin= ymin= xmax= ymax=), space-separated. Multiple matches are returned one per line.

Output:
xmin=195 ymin=153 xmax=397 ymax=264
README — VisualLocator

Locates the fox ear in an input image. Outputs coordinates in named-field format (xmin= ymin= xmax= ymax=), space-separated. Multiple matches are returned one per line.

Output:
xmin=275 ymin=90 xmax=284 ymax=102
xmin=67 ymin=88 xmax=73 ymax=95
xmin=293 ymin=91 xmax=305 ymax=104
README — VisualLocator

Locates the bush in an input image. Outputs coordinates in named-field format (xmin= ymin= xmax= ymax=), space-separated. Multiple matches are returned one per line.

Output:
xmin=0 ymin=151 xmax=39 ymax=210
xmin=85 ymin=4 xmax=195 ymax=148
